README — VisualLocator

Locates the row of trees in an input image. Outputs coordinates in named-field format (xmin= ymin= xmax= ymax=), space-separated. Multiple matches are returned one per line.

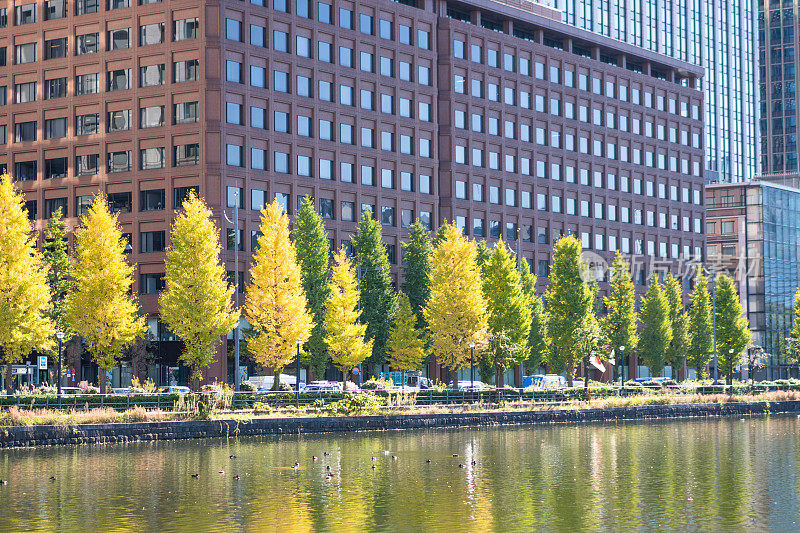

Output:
xmin=0 ymin=170 xmax=767 ymax=392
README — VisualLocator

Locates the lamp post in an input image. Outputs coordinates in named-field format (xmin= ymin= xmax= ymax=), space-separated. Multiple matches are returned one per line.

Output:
xmin=619 ymin=346 xmax=625 ymax=388
xmin=56 ymin=332 xmax=64 ymax=398
xmin=295 ymin=339 xmax=302 ymax=408
xmin=728 ymin=348 xmax=734 ymax=384
xmin=469 ymin=342 xmax=475 ymax=402
xmin=356 ymin=264 xmax=384 ymax=387
xmin=711 ymin=269 xmax=719 ymax=385
xmin=224 ymin=190 xmax=241 ymax=391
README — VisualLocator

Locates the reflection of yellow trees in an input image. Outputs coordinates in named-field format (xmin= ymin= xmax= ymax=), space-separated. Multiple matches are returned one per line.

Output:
xmin=0 ymin=417 xmax=798 ymax=530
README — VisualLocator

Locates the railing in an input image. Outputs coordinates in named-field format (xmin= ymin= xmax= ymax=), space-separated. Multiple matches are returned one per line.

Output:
xmin=1 ymin=382 xmax=798 ymax=413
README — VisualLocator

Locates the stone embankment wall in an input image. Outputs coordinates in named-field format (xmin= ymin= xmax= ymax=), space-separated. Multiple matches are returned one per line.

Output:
xmin=2 ymin=401 xmax=798 ymax=448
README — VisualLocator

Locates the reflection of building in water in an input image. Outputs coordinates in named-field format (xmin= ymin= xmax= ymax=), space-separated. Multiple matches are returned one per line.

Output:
xmin=706 ymin=178 xmax=800 ymax=379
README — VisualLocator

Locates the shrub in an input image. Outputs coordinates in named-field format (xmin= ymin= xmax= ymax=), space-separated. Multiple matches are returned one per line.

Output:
xmin=328 ymin=393 xmax=386 ymax=416
xmin=239 ymin=381 xmax=256 ymax=392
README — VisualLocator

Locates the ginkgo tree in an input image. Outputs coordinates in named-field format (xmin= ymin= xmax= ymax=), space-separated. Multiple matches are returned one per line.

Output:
xmin=324 ymin=248 xmax=372 ymax=390
xmin=68 ymin=194 xmax=145 ymax=393
xmin=160 ymin=192 xmax=239 ymax=390
xmin=424 ymin=222 xmax=488 ymax=387
xmin=245 ymin=201 xmax=313 ymax=390
xmin=0 ymin=173 xmax=54 ymax=392
xmin=386 ymin=292 xmax=426 ymax=389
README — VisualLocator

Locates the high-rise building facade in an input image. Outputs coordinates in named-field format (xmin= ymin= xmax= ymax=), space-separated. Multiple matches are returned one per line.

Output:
xmin=706 ymin=179 xmax=800 ymax=379
xmin=0 ymin=0 xmax=705 ymax=385
xmin=558 ymin=0 xmax=759 ymax=183
xmin=758 ymin=1 xmax=800 ymax=174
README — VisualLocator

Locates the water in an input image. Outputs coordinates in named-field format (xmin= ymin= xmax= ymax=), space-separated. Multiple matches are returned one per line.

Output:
xmin=0 ymin=415 xmax=799 ymax=532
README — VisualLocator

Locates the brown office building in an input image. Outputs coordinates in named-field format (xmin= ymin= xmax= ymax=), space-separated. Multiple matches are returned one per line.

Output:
xmin=0 ymin=0 xmax=706 ymax=385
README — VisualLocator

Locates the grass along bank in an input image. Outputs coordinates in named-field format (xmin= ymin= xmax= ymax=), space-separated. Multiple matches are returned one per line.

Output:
xmin=2 ymin=389 xmax=799 ymax=427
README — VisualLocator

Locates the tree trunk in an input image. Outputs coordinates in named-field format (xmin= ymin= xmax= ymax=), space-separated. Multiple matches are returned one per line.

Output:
xmin=342 ymin=369 xmax=348 ymax=391
xmin=272 ymin=368 xmax=282 ymax=391
xmin=584 ymin=355 xmax=590 ymax=389
xmin=5 ymin=362 xmax=13 ymax=394
xmin=99 ymin=368 xmax=108 ymax=394
xmin=566 ymin=364 xmax=574 ymax=387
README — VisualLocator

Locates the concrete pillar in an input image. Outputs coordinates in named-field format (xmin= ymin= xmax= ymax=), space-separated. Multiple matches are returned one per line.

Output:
xmin=503 ymin=19 xmax=513 ymax=35
xmin=470 ymin=9 xmax=480 ymax=25
xmin=627 ymin=353 xmax=637 ymax=382
xmin=202 ymin=338 xmax=228 ymax=386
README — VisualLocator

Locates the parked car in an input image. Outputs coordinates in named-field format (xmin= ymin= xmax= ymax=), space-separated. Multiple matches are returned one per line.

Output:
xmin=634 ymin=376 xmax=671 ymax=384
xmin=159 ymin=386 xmax=191 ymax=394
xmin=456 ymin=380 xmax=489 ymax=392
xmin=111 ymin=388 xmax=130 ymax=395
xmin=523 ymin=374 xmax=567 ymax=389
xmin=301 ymin=381 xmax=342 ymax=393
xmin=59 ymin=387 xmax=82 ymax=395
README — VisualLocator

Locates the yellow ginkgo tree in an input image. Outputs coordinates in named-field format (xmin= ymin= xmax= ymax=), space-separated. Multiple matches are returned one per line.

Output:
xmin=245 ymin=201 xmax=313 ymax=390
xmin=67 ymin=194 xmax=145 ymax=393
xmin=0 ymin=173 xmax=54 ymax=392
xmin=324 ymin=248 xmax=372 ymax=390
xmin=386 ymin=292 xmax=426 ymax=389
xmin=424 ymin=222 xmax=487 ymax=387
xmin=160 ymin=192 xmax=239 ymax=390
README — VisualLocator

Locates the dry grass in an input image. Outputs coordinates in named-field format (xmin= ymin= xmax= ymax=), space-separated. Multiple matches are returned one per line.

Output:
xmin=0 ymin=405 xmax=187 ymax=427
xmin=2 ymin=389 xmax=799 ymax=427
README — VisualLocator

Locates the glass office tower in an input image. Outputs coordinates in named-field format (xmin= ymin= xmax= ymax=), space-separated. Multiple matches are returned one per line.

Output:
xmin=559 ymin=0 xmax=759 ymax=183
xmin=758 ymin=1 xmax=800 ymax=174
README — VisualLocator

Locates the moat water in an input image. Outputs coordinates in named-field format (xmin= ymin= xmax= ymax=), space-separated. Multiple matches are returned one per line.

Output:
xmin=1 ymin=415 xmax=798 ymax=531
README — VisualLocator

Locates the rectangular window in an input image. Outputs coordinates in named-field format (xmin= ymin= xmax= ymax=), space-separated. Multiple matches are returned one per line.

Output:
xmin=45 ymin=157 xmax=68 ymax=179
xmin=108 ymin=110 xmax=131 ymax=131
xmin=226 ymin=145 xmax=243 ymax=167
xmin=14 ymin=161 xmax=37 ymax=181
xmin=15 ymin=43 xmax=36 ymax=64
xmin=76 ymin=113 xmax=99 ymax=135
xmin=174 ymin=102 xmax=199 ymax=124
xmin=108 ymin=69 xmax=131 ymax=91
xmin=108 ymin=151 xmax=132 ymax=173
xmin=77 ymin=33 xmax=99 ymax=55
xmin=44 ymin=78 xmax=67 ymax=99
xmin=140 ymin=64 xmax=165 ymax=87
xmin=109 ymin=29 xmax=130 ymax=50
xmin=15 ymin=3 xmax=36 ymax=24
xmin=140 ymin=274 xmax=165 ymax=295
xmin=108 ymin=192 xmax=132 ymax=214
xmin=140 ymin=106 xmax=165 ymax=128
xmin=174 ymin=18 xmax=198 ymax=41
xmin=140 ymin=22 xmax=165 ymax=45
xmin=175 ymin=59 xmax=199 ymax=83
xmin=140 ymin=189 xmax=165 ymax=211
xmin=44 ymin=198 xmax=68 ymax=219
xmin=15 ymin=82 xmax=36 ymax=103
xmin=77 ymin=0 xmax=99 ymax=14
xmin=174 ymin=186 xmax=198 ymax=209
xmin=15 ymin=121 xmax=37 ymax=142
xmin=76 ymin=73 xmax=98 ymax=95
xmin=140 ymin=147 xmax=165 ymax=170
xmin=76 ymin=154 xmax=99 ymax=175
xmin=174 ymin=143 xmax=199 ymax=166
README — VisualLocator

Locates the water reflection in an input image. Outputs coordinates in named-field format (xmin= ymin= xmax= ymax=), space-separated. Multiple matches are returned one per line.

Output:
xmin=0 ymin=416 xmax=799 ymax=531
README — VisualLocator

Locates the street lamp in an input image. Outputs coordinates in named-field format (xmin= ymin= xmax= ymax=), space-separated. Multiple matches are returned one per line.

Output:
xmin=711 ymin=268 xmax=719 ymax=385
xmin=295 ymin=339 xmax=302 ymax=408
xmin=56 ymin=331 xmax=64 ymax=398
xmin=223 ymin=191 xmax=241 ymax=392
xmin=618 ymin=346 xmax=625 ymax=388
xmin=469 ymin=342 xmax=476 ymax=402
xmin=728 ymin=349 xmax=734 ymax=384
xmin=356 ymin=264 xmax=384 ymax=387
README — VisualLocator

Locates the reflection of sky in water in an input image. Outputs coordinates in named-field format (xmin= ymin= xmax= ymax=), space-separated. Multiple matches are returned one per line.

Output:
xmin=0 ymin=416 xmax=798 ymax=531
